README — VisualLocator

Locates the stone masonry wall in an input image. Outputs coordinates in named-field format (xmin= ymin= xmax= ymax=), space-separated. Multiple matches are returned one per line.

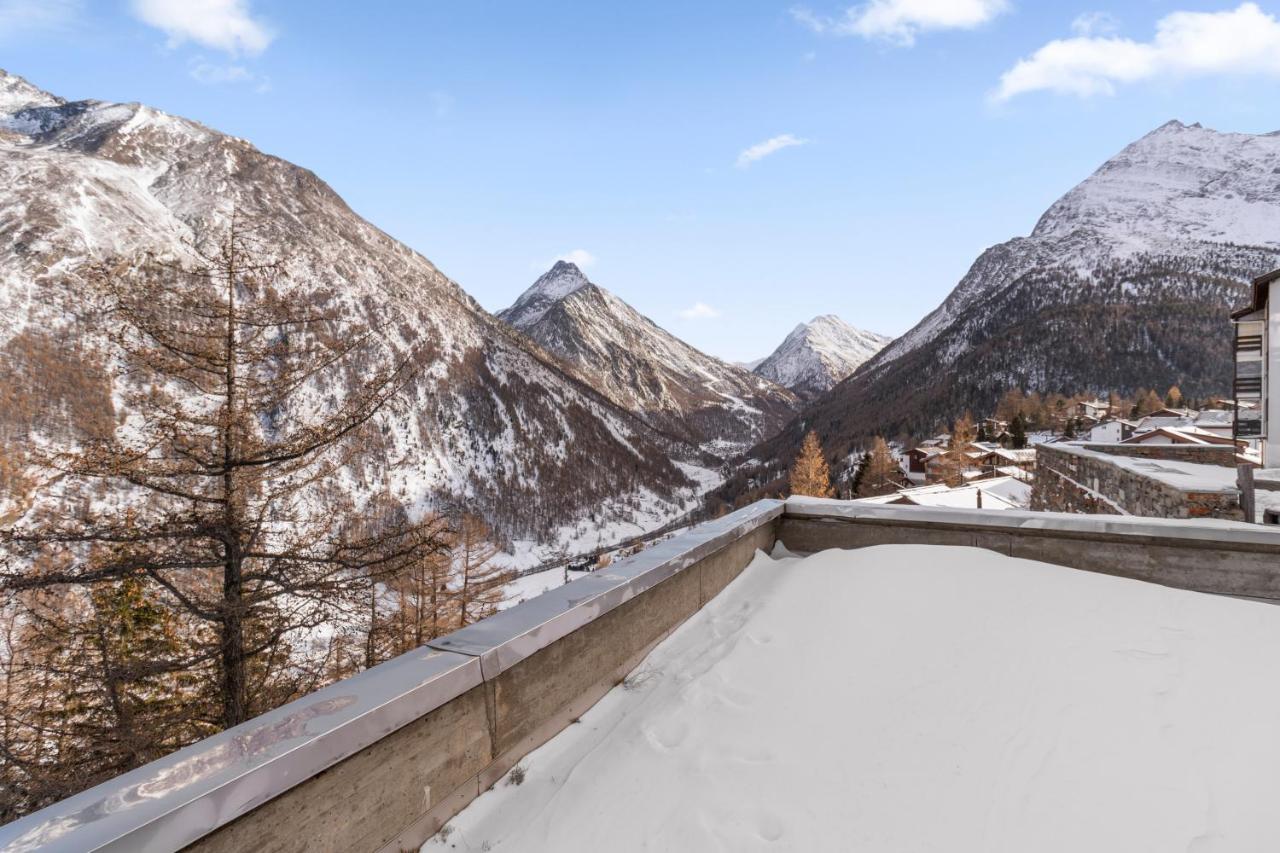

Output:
xmin=1080 ymin=443 xmax=1239 ymax=466
xmin=1033 ymin=445 xmax=1244 ymax=521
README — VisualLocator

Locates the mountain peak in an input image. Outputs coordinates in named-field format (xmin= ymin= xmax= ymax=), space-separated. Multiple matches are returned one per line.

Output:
xmin=0 ymin=69 xmax=62 ymax=115
xmin=1028 ymin=118 xmax=1280 ymax=250
xmin=498 ymin=260 xmax=593 ymax=327
xmin=755 ymin=315 xmax=890 ymax=400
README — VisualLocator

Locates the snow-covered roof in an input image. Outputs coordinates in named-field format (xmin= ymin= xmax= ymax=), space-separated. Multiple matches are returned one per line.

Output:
xmin=854 ymin=476 xmax=1030 ymax=510
xmin=1051 ymin=444 xmax=1239 ymax=494
xmin=439 ymin=542 xmax=1280 ymax=851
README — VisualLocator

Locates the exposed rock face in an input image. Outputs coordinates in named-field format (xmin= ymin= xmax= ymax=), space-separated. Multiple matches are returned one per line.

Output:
xmin=0 ymin=69 xmax=713 ymax=555
xmin=499 ymin=263 xmax=799 ymax=457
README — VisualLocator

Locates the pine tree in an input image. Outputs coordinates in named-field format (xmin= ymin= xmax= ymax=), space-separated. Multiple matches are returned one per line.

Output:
xmin=937 ymin=413 xmax=977 ymax=487
xmin=848 ymin=451 xmax=869 ymax=497
xmin=789 ymin=431 xmax=835 ymax=498
xmin=1009 ymin=414 xmax=1028 ymax=450
xmin=454 ymin=515 xmax=510 ymax=627
xmin=857 ymin=437 xmax=898 ymax=498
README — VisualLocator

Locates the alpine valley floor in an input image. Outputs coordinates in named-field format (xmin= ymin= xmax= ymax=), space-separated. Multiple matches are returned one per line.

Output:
xmin=427 ymin=544 xmax=1280 ymax=852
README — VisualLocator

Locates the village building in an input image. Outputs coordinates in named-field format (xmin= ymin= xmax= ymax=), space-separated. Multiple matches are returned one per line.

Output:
xmin=1076 ymin=398 xmax=1111 ymax=420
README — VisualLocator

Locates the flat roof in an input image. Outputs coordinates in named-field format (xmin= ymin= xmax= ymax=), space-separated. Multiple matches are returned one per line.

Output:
xmin=430 ymin=543 xmax=1280 ymax=852
xmin=1049 ymin=443 xmax=1239 ymax=494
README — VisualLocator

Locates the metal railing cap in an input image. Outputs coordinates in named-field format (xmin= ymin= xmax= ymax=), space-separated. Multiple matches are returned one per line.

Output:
xmin=0 ymin=647 xmax=480 ymax=853
xmin=428 ymin=499 xmax=784 ymax=677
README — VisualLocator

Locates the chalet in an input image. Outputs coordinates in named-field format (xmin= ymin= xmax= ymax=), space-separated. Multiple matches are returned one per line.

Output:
xmin=972 ymin=447 xmax=1036 ymax=476
xmin=903 ymin=445 xmax=944 ymax=483
xmin=1082 ymin=419 xmax=1137 ymax=443
xmin=1077 ymin=398 xmax=1110 ymax=420
xmin=1120 ymin=426 xmax=1242 ymax=448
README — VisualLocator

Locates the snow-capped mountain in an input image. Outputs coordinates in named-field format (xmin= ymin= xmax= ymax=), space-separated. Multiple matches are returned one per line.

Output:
xmin=0 ymin=70 xmax=715 ymax=565
xmin=498 ymin=263 xmax=798 ymax=456
xmin=753 ymin=315 xmax=889 ymax=400
xmin=735 ymin=120 xmax=1280 ymax=488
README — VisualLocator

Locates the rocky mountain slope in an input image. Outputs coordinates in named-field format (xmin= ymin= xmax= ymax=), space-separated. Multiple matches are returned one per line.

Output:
xmin=733 ymin=120 xmax=1280 ymax=494
xmin=753 ymin=315 xmax=889 ymax=400
xmin=498 ymin=262 xmax=798 ymax=456
xmin=0 ymin=70 xmax=715 ymax=566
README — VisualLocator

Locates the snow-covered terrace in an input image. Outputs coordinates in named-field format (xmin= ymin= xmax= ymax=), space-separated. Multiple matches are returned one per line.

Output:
xmin=435 ymin=543 xmax=1280 ymax=851
xmin=5 ymin=499 xmax=1280 ymax=853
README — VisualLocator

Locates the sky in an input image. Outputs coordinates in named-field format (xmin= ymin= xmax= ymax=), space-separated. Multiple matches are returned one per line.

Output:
xmin=4 ymin=1 xmax=1280 ymax=361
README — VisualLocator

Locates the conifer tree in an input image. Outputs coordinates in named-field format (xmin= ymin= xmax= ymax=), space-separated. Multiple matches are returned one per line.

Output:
xmin=857 ymin=437 xmax=898 ymax=498
xmin=1009 ymin=413 xmax=1028 ymax=450
xmin=1165 ymin=385 xmax=1183 ymax=408
xmin=937 ymin=413 xmax=977 ymax=487
xmin=789 ymin=431 xmax=835 ymax=498
xmin=454 ymin=515 xmax=510 ymax=627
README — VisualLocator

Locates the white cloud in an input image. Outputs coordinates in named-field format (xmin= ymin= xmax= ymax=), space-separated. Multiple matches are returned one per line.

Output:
xmin=0 ymin=0 xmax=81 ymax=37
xmin=995 ymin=3 xmax=1280 ymax=101
xmin=678 ymin=302 xmax=721 ymax=320
xmin=532 ymin=249 xmax=596 ymax=271
xmin=131 ymin=0 xmax=273 ymax=56
xmin=792 ymin=0 xmax=1008 ymax=46
xmin=736 ymin=134 xmax=808 ymax=168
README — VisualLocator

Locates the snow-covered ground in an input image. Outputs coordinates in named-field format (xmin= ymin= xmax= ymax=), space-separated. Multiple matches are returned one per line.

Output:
xmin=430 ymin=543 xmax=1280 ymax=852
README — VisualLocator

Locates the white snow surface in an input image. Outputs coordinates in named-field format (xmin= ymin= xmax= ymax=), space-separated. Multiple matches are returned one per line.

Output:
xmin=753 ymin=314 xmax=889 ymax=397
xmin=430 ymin=543 xmax=1280 ymax=852
xmin=1054 ymin=444 xmax=1239 ymax=494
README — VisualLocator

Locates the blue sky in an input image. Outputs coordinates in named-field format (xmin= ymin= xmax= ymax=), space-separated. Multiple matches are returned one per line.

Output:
xmin=4 ymin=1 xmax=1280 ymax=361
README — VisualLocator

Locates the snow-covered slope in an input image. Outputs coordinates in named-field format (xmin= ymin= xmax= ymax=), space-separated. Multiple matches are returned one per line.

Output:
xmin=0 ymin=70 xmax=715 ymax=557
xmin=753 ymin=315 xmax=889 ymax=400
xmin=498 ymin=264 xmax=798 ymax=456
xmin=877 ymin=120 xmax=1280 ymax=371
xmin=737 ymin=120 xmax=1280 ymax=487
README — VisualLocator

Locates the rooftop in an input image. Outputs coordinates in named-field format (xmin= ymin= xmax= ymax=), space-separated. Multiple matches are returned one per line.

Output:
xmin=1049 ymin=443 xmax=1240 ymax=494
xmin=430 ymin=542 xmax=1280 ymax=852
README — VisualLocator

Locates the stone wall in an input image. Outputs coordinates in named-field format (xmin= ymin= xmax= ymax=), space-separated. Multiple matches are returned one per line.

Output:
xmin=1080 ymin=442 xmax=1239 ymax=466
xmin=1033 ymin=445 xmax=1244 ymax=521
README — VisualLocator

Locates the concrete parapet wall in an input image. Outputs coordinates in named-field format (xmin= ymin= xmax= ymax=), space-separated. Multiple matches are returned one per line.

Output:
xmin=781 ymin=498 xmax=1280 ymax=600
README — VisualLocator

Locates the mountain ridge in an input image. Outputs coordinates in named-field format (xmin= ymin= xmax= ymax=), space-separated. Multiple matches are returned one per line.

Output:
xmin=725 ymin=119 xmax=1280 ymax=502
xmin=0 ymin=69 xmax=716 ymax=568
xmin=499 ymin=263 xmax=799 ymax=457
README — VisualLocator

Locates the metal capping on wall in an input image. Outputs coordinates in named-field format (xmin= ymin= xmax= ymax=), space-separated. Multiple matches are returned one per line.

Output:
xmin=783 ymin=497 xmax=1280 ymax=547
xmin=429 ymin=499 xmax=785 ymax=678
xmin=0 ymin=499 xmax=785 ymax=853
